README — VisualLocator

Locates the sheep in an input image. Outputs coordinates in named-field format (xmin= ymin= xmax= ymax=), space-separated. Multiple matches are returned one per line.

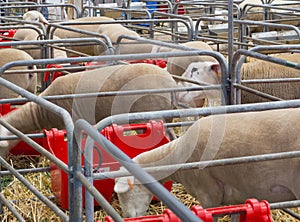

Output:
xmin=166 ymin=41 xmax=218 ymax=77
xmin=114 ymin=107 xmax=300 ymax=217
xmin=13 ymin=28 xmax=68 ymax=61
xmin=22 ymin=10 xmax=49 ymax=25
xmin=0 ymin=48 xmax=37 ymax=99
xmin=23 ymin=11 xmax=115 ymax=56
xmin=54 ymin=17 xmax=156 ymax=56
xmin=23 ymin=11 xmax=161 ymax=56
xmin=15 ymin=11 xmax=69 ymax=63
xmin=240 ymin=53 xmax=300 ymax=103
xmin=0 ymin=63 xmax=177 ymax=156
xmin=175 ymin=52 xmax=300 ymax=106
xmin=96 ymin=24 xmax=154 ymax=55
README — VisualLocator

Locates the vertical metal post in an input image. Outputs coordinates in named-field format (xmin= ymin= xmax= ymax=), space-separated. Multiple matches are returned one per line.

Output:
xmin=74 ymin=0 xmax=83 ymax=15
xmin=69 ymin=130 xmax=83 ymax=222
xmin=228 ymin=0 xmax=234 ymax=105
xmin=84 ymin=138 xmax=95 ymax=222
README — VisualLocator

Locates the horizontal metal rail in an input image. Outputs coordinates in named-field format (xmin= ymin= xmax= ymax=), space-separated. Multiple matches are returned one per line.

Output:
xmin=95 ymin=99 xmax=300 ymax=130
xmin=232 ymin=83 xmax=283 ymax=101
xmin=0 ymin=167 xmax=50 ymax=176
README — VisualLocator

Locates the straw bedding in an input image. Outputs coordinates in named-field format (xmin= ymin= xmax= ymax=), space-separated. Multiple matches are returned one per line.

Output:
xmin=0 ymin=155 xmax=299 ymax=221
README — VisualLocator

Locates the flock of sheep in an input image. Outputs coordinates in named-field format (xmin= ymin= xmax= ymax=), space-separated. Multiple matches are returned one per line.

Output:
xmin=0 ymin=0 xmax=299 ymax=220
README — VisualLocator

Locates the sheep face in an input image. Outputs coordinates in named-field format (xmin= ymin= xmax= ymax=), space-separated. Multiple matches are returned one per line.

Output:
xmin=23 ymin=10 xmax=49 ymax=25
xmin=114 ymin=176 xmax=153 ymax=218
xmin=176 ymin=61 xmax=221 ymax=107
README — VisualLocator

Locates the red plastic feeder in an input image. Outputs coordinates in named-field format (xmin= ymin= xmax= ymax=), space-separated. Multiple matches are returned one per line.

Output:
xmin=49 ymin=120 xmax=172 ymax=209
xmin=127 ymin=59 xmax=167 ymax=69
xmin=105 ymin=199 xmax=272 ymax=222
xmin=0 ymin=29 xmax=17 ymax=48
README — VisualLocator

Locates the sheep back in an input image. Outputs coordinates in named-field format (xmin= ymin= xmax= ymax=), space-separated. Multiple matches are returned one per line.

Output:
xmin=166 ymin=41 xmax=217 ymax=76
xmin=241 ymin=53 xmax=300 ymax=103
xmin=3 ymin=63 xmax=177 ymax=133
xmin=96 ymin=24 xmax=154 ymax=54
xmin=170 ymin=108 xmax=300 ymax=207
xmin=53 ymin=16 xmax=114 ymax=56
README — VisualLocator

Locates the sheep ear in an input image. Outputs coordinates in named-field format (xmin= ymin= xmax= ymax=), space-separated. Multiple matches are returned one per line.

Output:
xmin=39 ymin=15 xmax=49 ymax=25
xmin=210 ymin=63 xmax=221 ymax=77
xmin=114 ymin=176 xmax=135 ymax=194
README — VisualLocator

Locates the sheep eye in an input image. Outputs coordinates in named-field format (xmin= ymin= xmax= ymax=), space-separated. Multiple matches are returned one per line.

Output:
xmin=191 ymin=67 xmax=198 ymax=73
xmin=28 ymin=65 xmax=34 ymax=70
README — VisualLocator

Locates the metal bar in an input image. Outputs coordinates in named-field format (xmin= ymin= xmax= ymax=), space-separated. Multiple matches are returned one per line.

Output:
xmin=0 ymin=167 xmax=50 ymax=176
xmin=0 ymin=49 xmax=227 ymax=68
xmin=72 ymin=125 xmax=83 ymax=222
xmin=241 ymin=77 xmax=300 ymax=84
xmin=0 ymin=38 xmax=110 ymax=55
xmin=282 ymin=209 xmax=300 ymax=220
xmin=270 ymin=200 xmax=300 ymax=209
xmin=0 ymin=85 xmax=221 ymax=105
xmin=0 ymin=4 xmax=80 ymax=18
xmin=150 ymin=11 xmax=194 ymax=41
xmin=194 ymin=17 xmax=300 ymax=40
xmin=232 ymin=83 xmax=283 ymax=101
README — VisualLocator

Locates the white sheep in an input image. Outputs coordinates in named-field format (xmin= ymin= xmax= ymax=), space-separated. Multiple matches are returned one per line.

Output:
xmin=176 ymin=52 xmax=300 ymax=106
xmin=0 ymin=63 xmax=177 ymax=156
xmin=166 ymin=41 xmax=218 ymax=76
xmin=22 ymin=10 xmax=49 ymax=25
xmin=13 ymin=28 xmax=68 ymax=61
xmin=0 ymin=48 xmax=37 ymax=99
xmin=96 ymin=24 xmax=154 ymax=55
xmin=23 ymin=11 xmax=162 ymax=56
xmin=240 ymin=53 xmax=300 ymax=103
xmin=15 ymin=11 xmax=69 ymax=62
xmin=23 ymin=11 xmax=115 ymax=56
xmin=114 ymin=107 xmax=300 ymax=217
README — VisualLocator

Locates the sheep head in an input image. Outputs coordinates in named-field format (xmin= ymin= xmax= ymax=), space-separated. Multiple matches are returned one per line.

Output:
xmin=0 ymin=124 xmax=12 ymax=157
xmin=176 ymin=61 xmax=221 ymax=107
xmin=23 ymin=10 xmax=49 ymax=25
xmin=0 ymin=48 xmax=37 ymax=98
xmin=114 ymin=175 xmax=153 ymax=218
